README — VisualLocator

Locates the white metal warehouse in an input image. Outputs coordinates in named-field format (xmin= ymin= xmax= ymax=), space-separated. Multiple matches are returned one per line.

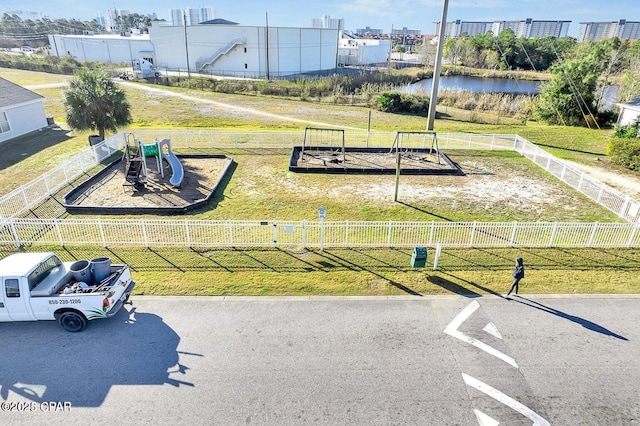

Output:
xmin=48 ymin=33 xmax=155 ymax=65
xmin=48 ymin=22 xmax=341 ymax=78
xmin=149 ymin=22 xmax=339 ymax=78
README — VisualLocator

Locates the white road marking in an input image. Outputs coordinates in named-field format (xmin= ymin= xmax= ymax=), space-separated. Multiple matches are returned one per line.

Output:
xmin=474 ymin=409 xmax=500 ymax=426
xmin=443 ymin=300 xmax=518 ymax=368
xmin=463 ymin=374 xmax=550 ymax=426
xmin=483 ymin=322 xmax=503 ymax=339
xmin=444 ymin=300 xmax=518 ymax=368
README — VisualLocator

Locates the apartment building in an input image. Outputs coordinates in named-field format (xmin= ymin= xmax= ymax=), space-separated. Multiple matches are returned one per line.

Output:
xmin=437 ymin=18 xmax=570 ymax=38
xmin=311 ymin=15 xmax=345 ymax=30
xmin=169 ymin=7 xmax=216 ymax=26
xmin=578 ymin=20 xmax=640 ymax=41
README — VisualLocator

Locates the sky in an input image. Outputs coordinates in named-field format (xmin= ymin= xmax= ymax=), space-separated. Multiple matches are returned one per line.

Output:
xmin=2 ymin=0 xmax=638 ymax=37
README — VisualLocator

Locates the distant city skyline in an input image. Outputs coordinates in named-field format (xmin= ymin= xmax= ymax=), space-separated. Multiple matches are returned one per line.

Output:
xmin=2 ymin=0 xmax=638 ymax=37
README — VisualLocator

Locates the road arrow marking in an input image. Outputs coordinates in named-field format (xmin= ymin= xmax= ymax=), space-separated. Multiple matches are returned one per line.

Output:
xmin=483 ymin=322 xmax=503 ymax=339
xmin=444 ymin=300 xmax=518 ymax=368
xmin=474 ymin=409 xmax=499 ymax=426
xmin=463 ymin=374 xmax=550 ymax=426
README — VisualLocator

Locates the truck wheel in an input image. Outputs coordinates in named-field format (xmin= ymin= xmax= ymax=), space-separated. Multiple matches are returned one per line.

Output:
xmin=58 ymin=311 xmax=87 ymax=332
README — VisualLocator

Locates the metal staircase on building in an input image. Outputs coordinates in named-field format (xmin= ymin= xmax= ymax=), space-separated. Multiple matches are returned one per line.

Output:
xmin=196 ymin=37 xmax=247 ymax=72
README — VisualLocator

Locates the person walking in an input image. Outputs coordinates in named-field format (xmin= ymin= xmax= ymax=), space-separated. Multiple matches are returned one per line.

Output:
xmin=506 ymin=257 xmax=525 ymax=297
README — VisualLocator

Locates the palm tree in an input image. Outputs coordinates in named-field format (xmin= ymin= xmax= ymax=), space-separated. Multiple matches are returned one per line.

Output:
xmin=64 ymin=69 xmax=131 ymax=140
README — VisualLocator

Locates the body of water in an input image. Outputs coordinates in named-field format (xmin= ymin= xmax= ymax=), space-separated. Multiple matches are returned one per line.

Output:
xmin=400 ymin=75 xmax=541 ymax=95
xmin=397 ymin=75 xmax=622 ymax=110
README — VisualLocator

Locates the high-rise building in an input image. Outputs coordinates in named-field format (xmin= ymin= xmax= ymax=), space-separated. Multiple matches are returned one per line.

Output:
xmin=169 ymin=7 xmax=216 ymax=26
xmin=356 ymin=26 xmax=383 ymax=36
xmin=169 ymin=9 xmax=183 ymax=26
xmin=390 ymin=26 xmax=421 ymax=37
xmin=106 ymin=9 xmax=131 ymax=33
xmin=95 ymin=14 xmax=106 ymax=29
xmin=311 ymin=15 xmax=345 ymax=30
xmin=492 ymin=19 xmax=570 ymax=38
xmin=578 ymin=20 xmax=640 ymax=41
xmin=437 ymin=18 xmax=570 ymax=39
xmin=438 ymin=20 xmax=493 ymax=38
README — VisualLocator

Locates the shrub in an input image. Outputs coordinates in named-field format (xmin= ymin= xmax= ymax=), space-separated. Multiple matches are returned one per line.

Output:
xmin=613 ymin=120 xmax=640 ymax=139
xmin=596 ymin=110 xmax=618 ymax=128
xmin=376 ymin=92 xmax=402 ymax=112
xmin=607 ymin=137 xmax=640 ymax=171
xmin=376 ymin=92 xmax=429 ymax=114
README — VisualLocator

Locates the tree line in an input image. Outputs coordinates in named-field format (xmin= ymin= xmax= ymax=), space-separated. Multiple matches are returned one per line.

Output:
xmin=433 ymin=30 xmax=640 ymax=126
xmin=535 ymin=37 xmax=640 ymax=127
xmin=442 ymin=30 xmax=577 ymax=71
xmin=0 ymin=13 xmax=153 ymax=49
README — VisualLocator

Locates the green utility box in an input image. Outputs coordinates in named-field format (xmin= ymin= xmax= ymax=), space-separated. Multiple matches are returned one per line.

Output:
xmin=411 ymin=247 xmax=427 ymax=268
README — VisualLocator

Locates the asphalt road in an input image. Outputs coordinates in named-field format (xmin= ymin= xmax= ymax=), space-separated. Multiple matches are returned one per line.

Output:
xmin=1 ymin=295 xmax=639 ymax=425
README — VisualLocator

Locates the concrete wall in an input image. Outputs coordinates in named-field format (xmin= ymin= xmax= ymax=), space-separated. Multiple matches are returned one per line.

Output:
xmin=0 ymin=101 xmax=48 ymax=144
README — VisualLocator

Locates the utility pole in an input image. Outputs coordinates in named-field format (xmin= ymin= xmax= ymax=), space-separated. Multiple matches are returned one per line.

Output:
xmin=184 ymin=11 xmax=191 ymax=78
xmin=387 ymin=25 xmax=392 ymax=69
xmin=265 ymin=12 xmax=270 ymax=80
xmin=335 ymin=19 xmax=341 ymax=70
xmin=427 ymin=0 xmax=449 ymax=131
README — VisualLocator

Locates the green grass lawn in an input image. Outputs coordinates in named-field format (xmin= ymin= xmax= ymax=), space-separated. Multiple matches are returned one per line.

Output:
xmin=172 ymin=148 xmax=620 ymax=223
xmin=1 ymin=67 xmax=638 ymax=295
xmin=2 ymin=245 xmax=637 ymax=296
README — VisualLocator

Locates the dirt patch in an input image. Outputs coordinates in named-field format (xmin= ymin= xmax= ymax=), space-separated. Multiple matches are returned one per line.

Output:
xmin=564 ymin=159 xmax=640 ymax=199
xmin=66 ymin=156 xmax=231 ymax=208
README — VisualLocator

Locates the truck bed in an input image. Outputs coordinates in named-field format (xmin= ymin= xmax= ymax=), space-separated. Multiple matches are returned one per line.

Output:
xmin=30 ymin=264 xmax=126 ymax=297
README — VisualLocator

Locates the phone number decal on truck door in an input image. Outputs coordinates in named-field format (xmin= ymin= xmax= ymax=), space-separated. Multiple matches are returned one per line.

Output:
xmin=48 ymin=299 xmax=82 ymax=305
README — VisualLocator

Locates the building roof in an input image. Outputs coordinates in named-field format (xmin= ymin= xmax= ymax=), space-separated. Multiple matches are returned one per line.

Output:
xmin=0 ymin=77 xmax=44 ymax=109
xmin=199 ymin=18 xmax=239 ymax=25
xmin=618 ymin=97 xmax=640 ymax=111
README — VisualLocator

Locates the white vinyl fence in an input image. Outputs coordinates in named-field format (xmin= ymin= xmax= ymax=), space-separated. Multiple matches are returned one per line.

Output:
xmin=0 ymin=218 xmax=638 ymax=248
xmin=0 ymin=130 xmax=638 ymax=249
xmin=514 ymin=136 xmax=640 ymax=223
xmin=0 ymin=136 xmax=123 ymax=219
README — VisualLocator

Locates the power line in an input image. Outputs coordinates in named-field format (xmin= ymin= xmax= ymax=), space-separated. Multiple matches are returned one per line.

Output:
xmin=516 ymin=37 xmax=567 ymax=126
xmin=550 ymin=43 xmax=599 ymax=129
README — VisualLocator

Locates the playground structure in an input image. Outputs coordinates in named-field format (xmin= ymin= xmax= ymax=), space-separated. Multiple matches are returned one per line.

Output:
xmin=390 ymin=131 xmax=443 ymax=165
xmin=289 ymin=128 xmax=462 ymax=175
xmin=123 ymin=135 xmax=184 ymax=191
xmin=64 ymin=133 xmax=233 ymax=214
xmin=159 ymin=139 xmax=185 ymax=187
xmin=300 ymin=128 xmax=346 ymax=166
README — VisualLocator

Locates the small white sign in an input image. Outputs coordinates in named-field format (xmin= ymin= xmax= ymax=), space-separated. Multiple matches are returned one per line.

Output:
xmin=317 ymin=206 xmax=327 ymax=219
xmin=283 ymin=226 xmax=296 ymax=233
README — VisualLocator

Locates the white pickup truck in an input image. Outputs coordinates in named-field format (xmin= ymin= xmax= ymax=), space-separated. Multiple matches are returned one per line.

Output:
xmin=0 ymin=252 xmax=135 ymax=332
